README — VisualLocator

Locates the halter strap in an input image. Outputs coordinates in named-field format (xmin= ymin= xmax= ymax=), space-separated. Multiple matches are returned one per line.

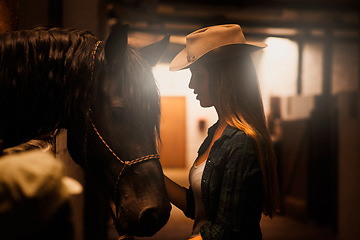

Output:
xmin=88 ymin=41 xmax=160 ymax=197
xmin=89 ymin=117 xmax=159 ymax=165
xmin=90 ymin=41 xmax=102 ymax=81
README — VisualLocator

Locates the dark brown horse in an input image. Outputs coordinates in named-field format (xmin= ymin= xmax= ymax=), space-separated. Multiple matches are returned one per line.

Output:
xmin=0 ymin=25 xmax=171 ymax=237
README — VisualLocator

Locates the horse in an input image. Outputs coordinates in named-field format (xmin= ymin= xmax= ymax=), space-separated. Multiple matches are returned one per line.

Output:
xmin=0 ymin=25 xmax=171 ymax=237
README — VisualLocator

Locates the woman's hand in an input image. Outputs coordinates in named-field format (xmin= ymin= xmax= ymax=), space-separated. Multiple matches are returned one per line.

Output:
xmin=189 ymin=235 xmax=203 ymax=240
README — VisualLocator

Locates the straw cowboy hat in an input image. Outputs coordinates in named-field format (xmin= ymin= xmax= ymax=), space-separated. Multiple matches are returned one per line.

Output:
xmin=169 ymin=24 xmax=267 ymax=71
xmin=0 ymin=150 xmax=82 ymax=237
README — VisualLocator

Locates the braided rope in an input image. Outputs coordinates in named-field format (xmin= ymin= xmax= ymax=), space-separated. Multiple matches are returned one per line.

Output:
xmin=90 ymin=40 xmax=102 ymax=82
xmin=83 ymin=40 xmax=102 ymax=168
xmin=89 ymin=117 xmax=125 ymax=163
xmin=89 ymin=116 xmax=159 ymax=165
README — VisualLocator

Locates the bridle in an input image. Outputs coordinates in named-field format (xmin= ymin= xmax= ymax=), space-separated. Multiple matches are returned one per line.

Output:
xmin=87 ymin=40 xmax=160 ymax=240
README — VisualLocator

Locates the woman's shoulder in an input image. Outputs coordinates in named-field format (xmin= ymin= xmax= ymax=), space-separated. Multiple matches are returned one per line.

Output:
xmin=224 ymin=126 xmax=257 ymax=147
xmin=222 ymin=126 xmax=260 ymax=169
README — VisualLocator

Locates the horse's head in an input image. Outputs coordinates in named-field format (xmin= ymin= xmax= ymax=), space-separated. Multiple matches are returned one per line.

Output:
xmin=0 ymin=26 xmax=171 ymax=237
xmin=67 ymin=25 xmax=171 ymax=236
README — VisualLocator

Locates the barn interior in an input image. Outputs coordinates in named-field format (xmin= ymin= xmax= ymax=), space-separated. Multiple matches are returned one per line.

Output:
xmin=0 ymin=0 xmax=359 ymax=240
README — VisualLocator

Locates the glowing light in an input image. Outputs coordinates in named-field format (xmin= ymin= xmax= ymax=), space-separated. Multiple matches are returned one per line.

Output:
xmin=253 ymin=37 xmax=299 ymax=116
xmin=153 ymin=64 xmax=191 ymax=96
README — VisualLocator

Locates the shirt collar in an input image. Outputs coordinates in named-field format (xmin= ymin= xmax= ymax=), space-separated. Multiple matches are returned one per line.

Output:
xmin=223 ymin=125 xmax=238 ymax=137
xmin=207 ymin=121 xmax=238 ymax=137
xmin=198 ymin=121 xmax=238 ymax=155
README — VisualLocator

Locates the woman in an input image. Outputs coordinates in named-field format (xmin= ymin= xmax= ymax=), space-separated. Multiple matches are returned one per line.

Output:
xmin=165 ymin=24 xmax=280 ymax=240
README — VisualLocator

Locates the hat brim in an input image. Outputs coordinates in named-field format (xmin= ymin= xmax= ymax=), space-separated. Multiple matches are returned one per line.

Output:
xmin=169 ymin=42 xmax=267 ymax=71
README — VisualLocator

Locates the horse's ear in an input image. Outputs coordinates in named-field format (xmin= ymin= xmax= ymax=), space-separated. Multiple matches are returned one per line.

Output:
xmin=139 ymin=34 xmax=170 ymax=67
xmin=105 ymin=24 xmax=129 ymax=67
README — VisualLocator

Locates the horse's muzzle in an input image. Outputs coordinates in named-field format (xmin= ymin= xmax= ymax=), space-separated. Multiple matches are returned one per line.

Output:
xmin=136 ymin=204 xmax=172 ymax=236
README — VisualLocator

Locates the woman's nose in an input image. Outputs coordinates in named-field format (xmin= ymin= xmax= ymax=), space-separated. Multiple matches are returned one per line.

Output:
xmin=188 ymin=77 xmax=194 ymax=89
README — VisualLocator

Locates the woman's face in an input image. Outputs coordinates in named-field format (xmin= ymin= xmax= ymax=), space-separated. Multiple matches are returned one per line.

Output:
xmin=189 ymin=64 xmax=214 ymax=108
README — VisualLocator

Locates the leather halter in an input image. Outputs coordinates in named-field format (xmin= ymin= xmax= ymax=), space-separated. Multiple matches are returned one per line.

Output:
xmin=88 ymin=40 xmax=159 ymax=239
xmin=88 ymin=40 xmax=160 ymax=201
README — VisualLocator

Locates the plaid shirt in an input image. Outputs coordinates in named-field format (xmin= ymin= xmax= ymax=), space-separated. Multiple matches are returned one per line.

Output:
xmin=185 ymin=123 xmax=264 ymax=240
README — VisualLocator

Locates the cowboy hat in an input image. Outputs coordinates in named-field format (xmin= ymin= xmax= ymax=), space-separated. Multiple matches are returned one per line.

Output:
xmin=169 ymin=24 xmax=267 ymax=71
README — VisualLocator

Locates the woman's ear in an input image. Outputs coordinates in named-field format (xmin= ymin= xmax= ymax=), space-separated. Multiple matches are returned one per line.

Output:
xmin=104 ymin=24 xmax=129 ymax=69
xmin=139 ymin=34 xmax=170 ymax=67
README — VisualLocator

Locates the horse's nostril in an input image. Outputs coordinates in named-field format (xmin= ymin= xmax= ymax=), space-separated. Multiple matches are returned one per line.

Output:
xmin=139 ymin=207 xmax=159 ymax=226
xmin=135 ymin=205 xmax=171 ymax=236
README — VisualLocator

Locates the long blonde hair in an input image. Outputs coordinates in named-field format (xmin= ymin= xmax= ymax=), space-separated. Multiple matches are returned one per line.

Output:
xmin=204 ymin=55 xmax=279 ymax=217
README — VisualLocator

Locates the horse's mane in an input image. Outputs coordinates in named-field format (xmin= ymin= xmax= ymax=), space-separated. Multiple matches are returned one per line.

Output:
xmin=0 ymin=27 xmax=101 ymax=147
xmin=0 ymin=27 xmax=161 ymax=148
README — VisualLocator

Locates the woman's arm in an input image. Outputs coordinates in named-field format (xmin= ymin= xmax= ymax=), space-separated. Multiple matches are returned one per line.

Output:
xmin=164 ymin=175 xmax=187 ymax=212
